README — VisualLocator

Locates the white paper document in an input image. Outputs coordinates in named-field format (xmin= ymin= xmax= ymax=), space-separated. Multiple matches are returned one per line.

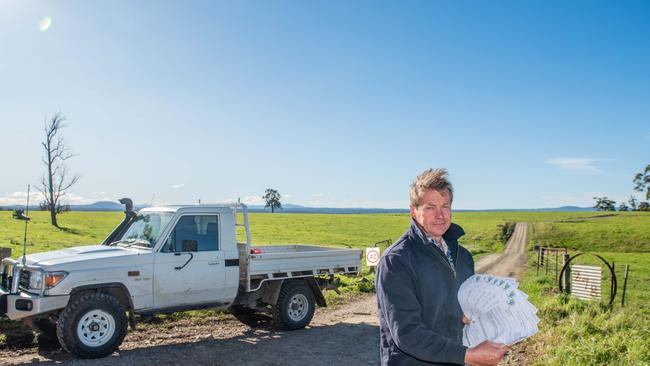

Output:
xmin=457 ymin=274 xmax=539 ymax=347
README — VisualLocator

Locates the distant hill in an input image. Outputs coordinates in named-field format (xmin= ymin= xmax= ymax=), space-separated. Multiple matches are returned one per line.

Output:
xmin=1 ymin=202 xmax=595 ymax=214
xmin=455 ymin=206 xmax=595 ymax=213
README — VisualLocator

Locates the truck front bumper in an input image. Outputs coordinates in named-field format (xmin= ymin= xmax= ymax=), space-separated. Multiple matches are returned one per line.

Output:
xmin=0 ymin=287 xmax=69 ymax=320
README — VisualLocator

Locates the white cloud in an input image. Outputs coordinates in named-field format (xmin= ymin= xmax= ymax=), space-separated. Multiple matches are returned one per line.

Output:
xmin=283 ymin=194 xmax=292 ymax=199
xmin=546 ymin=158 xmax=608 ymax=174
xmin=220 ymin=195 xmax=263 ymax=205
xmin=171 ymin=183 xmax=185 ymax=189
xmin=0 ymin=191 xmax=41 ymax=206
xmin=241 ymin=195 xmax=263 ymax=205
xmin=0 ymin=191 xmax=107 ymax=206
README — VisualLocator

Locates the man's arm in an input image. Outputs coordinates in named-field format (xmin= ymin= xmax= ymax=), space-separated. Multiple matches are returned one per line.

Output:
xmin=376 ymin=254 xmax=467 ymax=364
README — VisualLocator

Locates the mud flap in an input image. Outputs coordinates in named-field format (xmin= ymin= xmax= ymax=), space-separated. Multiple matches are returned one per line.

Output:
xmin=306 ymin=277 xmax=327 ymax=307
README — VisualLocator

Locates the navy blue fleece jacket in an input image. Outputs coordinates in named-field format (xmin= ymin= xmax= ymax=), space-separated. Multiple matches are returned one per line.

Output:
xmin=376 ymin=220 xmax=475 ymax=365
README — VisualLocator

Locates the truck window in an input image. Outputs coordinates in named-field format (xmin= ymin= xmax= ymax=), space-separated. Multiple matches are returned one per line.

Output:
xmin=165 ymin=215 xmax=219 ymax=252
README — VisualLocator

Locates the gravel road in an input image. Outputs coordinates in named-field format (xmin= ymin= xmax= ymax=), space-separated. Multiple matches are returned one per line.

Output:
xmin=0 ymin=223 xmax=531 ymax=365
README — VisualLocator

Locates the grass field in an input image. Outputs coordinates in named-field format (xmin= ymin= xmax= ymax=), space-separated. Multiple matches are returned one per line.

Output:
xmin=0 ymin=210 xmax=529 ymax=258
xmin=1 ymin=209 xmax=649 ymax=364
xmin=521 ymin=212 xmax=650 ymax=365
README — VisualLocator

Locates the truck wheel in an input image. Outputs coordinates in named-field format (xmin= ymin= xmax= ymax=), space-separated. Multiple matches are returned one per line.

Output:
xmin=231 ymin=305 xmax=272 ymax=328
xmin=56 ymin=292 xmax=128 ymax=359
xmin=272 ymin=281 xmax=315 ymax=330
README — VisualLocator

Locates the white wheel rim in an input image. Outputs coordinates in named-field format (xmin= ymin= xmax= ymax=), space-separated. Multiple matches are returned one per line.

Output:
xmin=287 ymin=293 xmax=309 ymax=322
xmin=77 ymin=309 xmax=116 ymax=347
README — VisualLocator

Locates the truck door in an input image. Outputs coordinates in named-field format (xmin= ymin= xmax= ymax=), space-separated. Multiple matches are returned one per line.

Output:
xmin=153 ymin=214 xmax=228 ymax=309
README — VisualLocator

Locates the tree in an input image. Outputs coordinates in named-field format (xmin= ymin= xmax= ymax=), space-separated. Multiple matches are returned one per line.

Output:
xmin=628 ymin=196 xmax=639 ymax=211
xmin=639 ymin=202 xmax=650 ymax=212
xmin=262 ymin=189 xmax=282 ymax=213
xmin=618 ymin=202 xmax=629 ymax=212
xmin=633 ymin=164 xmax=650 ymax=200
xmin=593 ymin=196 xmax=616 ymax=211
xmin=39 ymin=113 xmax=80 ymax=227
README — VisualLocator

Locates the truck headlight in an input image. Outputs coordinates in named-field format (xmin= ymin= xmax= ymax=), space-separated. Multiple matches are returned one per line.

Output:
xmin=45 ymin=271 xmax=68 ymax=289
xmin=28 ymin=271 xmax=44 ymax=290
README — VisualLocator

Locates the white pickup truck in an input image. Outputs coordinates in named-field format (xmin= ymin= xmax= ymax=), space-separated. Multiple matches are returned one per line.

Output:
xmin=0 ymin=200 xmax=361 ymax=359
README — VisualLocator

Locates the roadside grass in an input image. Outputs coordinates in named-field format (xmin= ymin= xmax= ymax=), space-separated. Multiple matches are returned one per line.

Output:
xmin=520 ymin=270 xmax=650 ymax=365
xmin=520 ymin=213 xmax=650 ymax=366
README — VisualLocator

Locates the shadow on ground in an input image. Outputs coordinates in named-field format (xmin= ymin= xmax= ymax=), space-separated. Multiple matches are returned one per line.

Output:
xmin=2 ymin=321 xmax=379 ymax=366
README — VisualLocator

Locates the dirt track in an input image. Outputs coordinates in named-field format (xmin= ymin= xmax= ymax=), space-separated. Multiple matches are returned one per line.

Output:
xmin=475 ymin=223 xmax=529 ymax=278
xmin=0 ymin=224 xmax=530 ymax=365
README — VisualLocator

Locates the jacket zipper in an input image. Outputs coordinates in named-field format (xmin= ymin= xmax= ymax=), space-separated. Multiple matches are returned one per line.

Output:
xmin=426 ymin=242 xmax=457 ymax=279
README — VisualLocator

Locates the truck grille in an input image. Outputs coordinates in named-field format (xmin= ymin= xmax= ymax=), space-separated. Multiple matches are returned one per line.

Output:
xmin=18 ymin=270 xmax=30 ymax=290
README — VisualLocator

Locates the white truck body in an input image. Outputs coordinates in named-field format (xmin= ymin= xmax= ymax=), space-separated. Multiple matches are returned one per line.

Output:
xmin=0 ymin=203 xmax=361 ymax=358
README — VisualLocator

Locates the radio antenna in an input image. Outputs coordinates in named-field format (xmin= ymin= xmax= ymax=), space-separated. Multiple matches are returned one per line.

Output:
xmin=22 ymin=185 xmax=31 ymax=265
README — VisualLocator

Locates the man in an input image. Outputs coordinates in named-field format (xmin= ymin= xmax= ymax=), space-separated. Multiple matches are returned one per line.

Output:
xmin=376 ymin=168 xmax=507 ymax=366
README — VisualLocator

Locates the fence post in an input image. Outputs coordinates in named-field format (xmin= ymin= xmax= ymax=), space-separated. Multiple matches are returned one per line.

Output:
xmin=555 ymin=250 xmax=559 ymax=281
xmin=621 ymin=264 xmax=629 ymax=307
xmin=537 ymin=247 xmax=541 ymax=275
xmin=545 ymin=249 xmax=549 ymax=276
xmin=563 ymin=253 xmax=570 ymax=294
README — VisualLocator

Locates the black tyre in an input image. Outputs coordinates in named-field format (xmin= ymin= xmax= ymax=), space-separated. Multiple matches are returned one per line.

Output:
xmin=231 ymin=305 xmax=272 ymax=328
xmin=56 ymin=292 xmax=128 ymax=359
xmin=272 ymin=280 xmax=316 ymax=330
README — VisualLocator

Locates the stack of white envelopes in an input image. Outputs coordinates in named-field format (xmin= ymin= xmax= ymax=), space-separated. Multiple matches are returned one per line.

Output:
xmin=457 ymin=274 xmax=539 ymax=347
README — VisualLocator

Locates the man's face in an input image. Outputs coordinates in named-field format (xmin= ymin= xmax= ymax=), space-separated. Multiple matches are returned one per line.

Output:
xmin=410 ymin=189 xmax=452 ymax=241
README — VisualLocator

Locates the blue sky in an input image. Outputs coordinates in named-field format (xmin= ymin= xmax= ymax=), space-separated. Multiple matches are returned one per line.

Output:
xmin=1 ymin=1 xmax=649 ymax=210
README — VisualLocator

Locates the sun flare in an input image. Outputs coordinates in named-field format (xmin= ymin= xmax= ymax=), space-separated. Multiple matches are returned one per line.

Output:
xmin=38 ymin=16 xmax=52 ymax=32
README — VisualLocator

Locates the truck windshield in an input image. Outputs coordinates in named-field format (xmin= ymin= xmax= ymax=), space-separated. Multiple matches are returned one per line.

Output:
xmin=116 ymin=213 xmax=173 ymax=248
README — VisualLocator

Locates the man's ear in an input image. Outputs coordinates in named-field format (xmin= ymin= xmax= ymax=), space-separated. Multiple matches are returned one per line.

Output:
xmin=409 ymin=205 xmax=417 ymax=219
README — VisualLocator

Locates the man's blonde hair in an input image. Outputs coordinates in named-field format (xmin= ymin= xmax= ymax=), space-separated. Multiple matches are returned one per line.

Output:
xmin=409 ymin=168 xmax=454 ymax=207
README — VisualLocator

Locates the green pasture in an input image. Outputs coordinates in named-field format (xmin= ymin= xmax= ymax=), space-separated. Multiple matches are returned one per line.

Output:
xmin=0 ymin=210 xmax=529 ymax=258
xmin=530 ymin=212 xmax=650 ymax=253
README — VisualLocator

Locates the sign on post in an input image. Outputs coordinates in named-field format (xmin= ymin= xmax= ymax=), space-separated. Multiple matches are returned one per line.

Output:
xmin=366 ymin=247 xmax=380 ymax=267
xmin=571 ymin=264 xmax=601 ymax=300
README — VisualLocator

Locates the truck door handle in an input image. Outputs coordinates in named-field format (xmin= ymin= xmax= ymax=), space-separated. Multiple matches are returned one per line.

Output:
xmin=208 ymin=260 xmax=220 ymax=265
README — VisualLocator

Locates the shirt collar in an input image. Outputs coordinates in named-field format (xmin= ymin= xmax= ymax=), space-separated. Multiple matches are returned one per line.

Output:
xmin=410 ymin=218 xmax=441 ymax=246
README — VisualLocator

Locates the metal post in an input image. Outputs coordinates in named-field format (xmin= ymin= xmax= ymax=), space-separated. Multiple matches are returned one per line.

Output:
xmin=537 ymin=247 xmax=541 ymax=275
xmin=621 ymin=264 xmax=629 ymax=307
xmin=545 ymin=249 xmax=549 ymax=276
xmin=611 ymin=261 xmax=616 ymax=304
xmin=563 ymin=253 xmax=570 ymax=293
xmin=555 ymin=250 xmax=559 ymax=281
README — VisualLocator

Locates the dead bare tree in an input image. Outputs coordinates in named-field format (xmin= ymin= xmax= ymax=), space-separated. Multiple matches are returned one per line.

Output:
xmin=39 ymin=113 xmax=80 ymax=227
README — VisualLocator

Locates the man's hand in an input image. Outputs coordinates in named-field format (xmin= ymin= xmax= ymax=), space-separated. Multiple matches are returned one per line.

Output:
xmin=464 ymin=341 xmax=508 ymax=366
xmin=462 ymin=314 xmax=471 ymax=325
